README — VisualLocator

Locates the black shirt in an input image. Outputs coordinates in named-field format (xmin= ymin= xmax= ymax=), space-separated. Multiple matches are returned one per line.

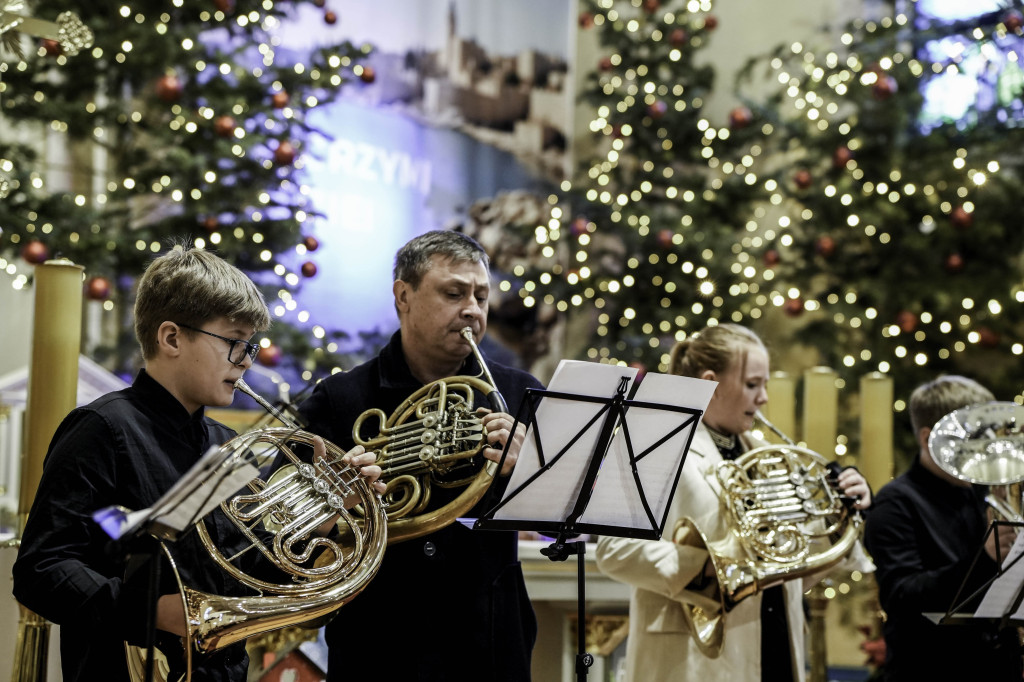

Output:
xmin=12 ymin=370 xmax=251 ymax=682
xmin=298 ymin=331 xmax=543 ymax=682
xmin=863 ymin=459 xmax=1023 ymax=681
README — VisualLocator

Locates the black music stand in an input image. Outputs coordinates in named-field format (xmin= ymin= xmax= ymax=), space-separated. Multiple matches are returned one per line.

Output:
xmin=934 ymin=519 xmax=1024 ymax=631
xmin=93 ymin=437 xmax=261 ymax=682
xmin=474 ymin=362 xmax=713 ymax=681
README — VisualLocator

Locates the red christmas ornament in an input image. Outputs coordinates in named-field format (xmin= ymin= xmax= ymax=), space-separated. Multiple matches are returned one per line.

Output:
xmin=201 ymin=216 xmax=219 ymax=232
xmin=324 ymin=10 xmax=338 ymax=25
xmin=950 ymin=205 xmax=973 ymax=229
xmin=643 ymin=0 xmax=659 ymax=12
xmin=599 ymin=56 xmax=614 ymax=72
xmin=257 ymin=343 xmax=283 ymax=368
xmin=1004 ymin=11 xmax=1024 ymax=32
xmin=578 ymin=12 xmax=594 ymax=28
xmin=273 ymin=140 xmax=296 ymax=166
xmin=978 ymin=326 xmax=1001 ymax=349
xmin=20 ymin=240 xmax=49 ymax=264
xmin=41 ymin=39 xmax=62 ymax=56
xmin=794 ymin=169 xmax=813 ymax=190
xmin=271 ymin=91 xmax=289 ymax=109
xmin=763 ymin=249 xmax=781 ymax=267
xmin=571 ymin=217 xmax=589 ymax=237
xmin=783 ymin=297 xmax=804 ymax=317
xmin=302 ymin=235 xmax=320 ymax=252
xmin=85 ymin=276 xmax=111 ymax=301
xmin=657 ymin=229 xmax=675 ymax=249
xmin=895 ymin=310 xmax=917 ymax=334
xmin=814 ymin=235 xmax=836 ymax=258
xmin=155 ymin=74 xmax=183 ymax=103
xmin=647 ymin=100 xmax=667 ymax=119
xmin=872 ymin=75 xmax=898 ymax=100
xmin=702 ymin=15 xmax=718 ymax=30
xmin=728 ymin=106 xmax=753 ymax=130
xmin=670 ymin=29 xmax=688 ymax=47
xmin=214 ymin=115 xmax=236 ymax=138
xmin=213 ymin=0 xmax=235 ymax=12
xmin=833 ymin=146 xmax=853 ymax=169
xmin=359 ymin=67 xmax=376 ymax=84
xmin=944 ymin=253 xmax=965 ymax=273
xmin=300 ymin=261 xmax=318 ymax=278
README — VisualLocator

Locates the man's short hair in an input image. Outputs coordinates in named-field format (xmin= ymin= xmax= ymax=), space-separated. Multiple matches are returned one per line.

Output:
xmin=134 ymin=246 xmax=270 ymax=360
xmin=393 ymin=230 xmax=489 ymax=288
xmin=909 ymin=374 xmax=995 ymax=434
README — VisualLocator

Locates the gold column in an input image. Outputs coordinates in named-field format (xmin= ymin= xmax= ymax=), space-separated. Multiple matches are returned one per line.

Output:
xmin=802 ymin=367 xmax=838 ymax=458
xmin=859 ymin=372 xmax=894 ymax=491
xmin=763 ymin=370 xmax=796 ymax=442
xmin=12 ymin=258 xmax=84 ymax=682
xmin=19 ymin=258 xmax=84 ymax=528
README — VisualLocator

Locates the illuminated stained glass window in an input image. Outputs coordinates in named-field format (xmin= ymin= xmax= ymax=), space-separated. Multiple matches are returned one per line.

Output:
xmin=915 ymin=0 xmax=1024 ymax=131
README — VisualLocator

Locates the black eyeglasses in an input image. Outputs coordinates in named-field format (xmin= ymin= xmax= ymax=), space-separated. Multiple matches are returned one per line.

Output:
xmin=177 ymin=323 xmax=259 ymax=365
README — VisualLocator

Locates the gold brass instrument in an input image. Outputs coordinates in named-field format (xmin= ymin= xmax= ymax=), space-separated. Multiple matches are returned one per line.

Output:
xmin=353 ymin=326 xmax=507 ymax=544
xmin=928 ymin=401 xmax=1024 ymax=523
xmin=674 ymin=411 xmax=862 ymax=657
xmin=126 ymin=378 xmax=388 ymax=682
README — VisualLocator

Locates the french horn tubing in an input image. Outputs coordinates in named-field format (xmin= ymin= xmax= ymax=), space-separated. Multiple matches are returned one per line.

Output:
xmin=352 ymin=326 xmax=507 ymax=544
xmin=126 ymin=379 xmax=388 ymax=682
xmin=673 ymin=411 xmax=862 ymax=658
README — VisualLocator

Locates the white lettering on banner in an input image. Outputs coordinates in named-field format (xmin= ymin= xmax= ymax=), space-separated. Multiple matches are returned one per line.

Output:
xmin=328 ymin=139 xmax=432 ymax=196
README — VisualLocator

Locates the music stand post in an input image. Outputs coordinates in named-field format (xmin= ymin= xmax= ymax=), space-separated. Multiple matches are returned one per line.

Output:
xmin=476 ymin=375 xmax=705 ymax=682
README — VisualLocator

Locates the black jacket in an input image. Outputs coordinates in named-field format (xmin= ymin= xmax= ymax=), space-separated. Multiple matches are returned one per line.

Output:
xmin=298 ymin=331 xmax=542 ymax=681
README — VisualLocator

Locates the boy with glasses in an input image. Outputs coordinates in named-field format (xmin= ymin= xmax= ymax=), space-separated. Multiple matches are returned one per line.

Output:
xmin=13 ymin=246 xmax=383 ymax=682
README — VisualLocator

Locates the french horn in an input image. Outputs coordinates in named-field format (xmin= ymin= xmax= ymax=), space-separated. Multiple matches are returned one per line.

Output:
xmin=126 ymin=379 xmax=388 ymax=682
xmin=674 ymin=411 xmax=862 ymax=657
xmin=928 ymin=400 xmax=1024 ymax=522
xmin=352 ymin=327 xmax=507 ymax=544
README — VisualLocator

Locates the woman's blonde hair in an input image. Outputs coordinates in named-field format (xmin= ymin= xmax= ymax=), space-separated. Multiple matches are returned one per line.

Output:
xmin=668 ymin=323 xmax=765 ymax=378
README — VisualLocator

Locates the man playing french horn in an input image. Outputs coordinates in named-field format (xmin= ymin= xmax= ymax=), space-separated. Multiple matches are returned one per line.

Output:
xmin=297 ymin=230 xmax=543 ymax=682
xmin=864 ymin=375 xmax=1023 ymax=681
xmin=12 ymin=247 xmax=387 ymax=682
xmin=596 ymin=323 xmax=872 ymax=682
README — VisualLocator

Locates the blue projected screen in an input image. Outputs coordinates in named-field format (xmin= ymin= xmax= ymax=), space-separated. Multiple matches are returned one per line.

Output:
xmin=915 ymin=1 xmax=1024 ymax=131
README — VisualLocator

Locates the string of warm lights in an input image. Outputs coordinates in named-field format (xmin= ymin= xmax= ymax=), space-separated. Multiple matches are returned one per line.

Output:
xmin=0 ymin=0 xmax=373 ymax=380
xmin=501 ymin=0 xmax=1024 ymax=451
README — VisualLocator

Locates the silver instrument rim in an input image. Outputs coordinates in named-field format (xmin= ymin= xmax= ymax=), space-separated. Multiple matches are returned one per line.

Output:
xmin=928 ymin=401 xmax=1024 ymax=486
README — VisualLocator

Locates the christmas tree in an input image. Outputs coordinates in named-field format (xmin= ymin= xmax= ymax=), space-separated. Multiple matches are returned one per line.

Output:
xmin=504 ymin=0 xmax=770 ymax=373
xmin=0 ymin=0 xmax=377 ymax=386
xmin=733 ymin=3 xmax=1024 ymax=434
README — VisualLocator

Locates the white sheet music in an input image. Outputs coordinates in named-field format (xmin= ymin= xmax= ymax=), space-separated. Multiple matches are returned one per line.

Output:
xmin=976 ymin=530 xmax=1024 ymax=618
xmin=94 ymin=439 xmax=259 ymax=540
xmin=491 ymin=360 xmax=715 ymax=532
xmin=493 ymin=361 xmax=638 ymax=524
xmin=579 ymin=371 xmax=715 ymax=529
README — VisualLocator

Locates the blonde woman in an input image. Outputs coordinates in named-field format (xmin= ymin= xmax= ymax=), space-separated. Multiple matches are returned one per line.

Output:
xmin=596 ymin=323 xmax=871 ymax=681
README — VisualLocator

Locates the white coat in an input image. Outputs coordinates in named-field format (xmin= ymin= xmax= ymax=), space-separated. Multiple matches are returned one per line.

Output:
xmin=595 ymin=424 xmax=807 ymax=682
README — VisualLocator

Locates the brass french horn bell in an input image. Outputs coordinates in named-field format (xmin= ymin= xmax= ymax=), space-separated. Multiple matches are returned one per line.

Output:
xmin=928 ymin=401 xmax=1024 ymax=522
